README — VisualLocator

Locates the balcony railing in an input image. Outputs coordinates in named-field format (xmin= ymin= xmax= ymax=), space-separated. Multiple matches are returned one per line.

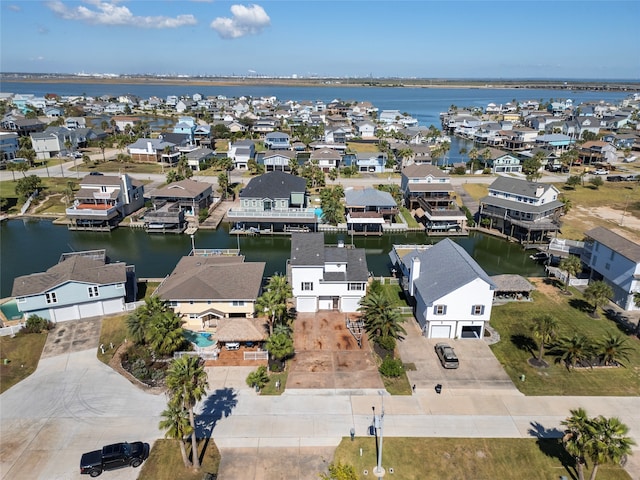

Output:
xmin=66 ymin=205 xmax=119 ymax=218
xmin=227 ymin=208 xmax=317 ymax=219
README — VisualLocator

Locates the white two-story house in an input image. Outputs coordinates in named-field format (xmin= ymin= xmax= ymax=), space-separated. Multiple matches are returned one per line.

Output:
xmin=479 ymin=177 xmax=564 ymax=243
xmin=288 ymin=233 xmax=369 ymax=313
xmin=391 ymin=239 xmax=496 ymax=339
xmin=582 ymin=227 xmax=640 ymax=311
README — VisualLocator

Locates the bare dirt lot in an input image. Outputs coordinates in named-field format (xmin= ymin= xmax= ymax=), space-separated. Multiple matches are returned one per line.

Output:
xmin=287 ymin=312 xmax=383 ymax=390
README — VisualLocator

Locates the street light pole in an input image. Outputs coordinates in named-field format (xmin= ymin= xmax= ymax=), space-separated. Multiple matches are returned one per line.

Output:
xmin=190 ymin=234 xmax=195 ymax=254
xmin=373 ymin=392 xmax=385 ymax=478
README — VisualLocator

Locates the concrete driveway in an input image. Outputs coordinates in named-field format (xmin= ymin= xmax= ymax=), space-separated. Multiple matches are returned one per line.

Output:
xmin=398 ymin=318 xmax=521 ymax=396
xmin=0 ymin=322 xmax=166 ymax=480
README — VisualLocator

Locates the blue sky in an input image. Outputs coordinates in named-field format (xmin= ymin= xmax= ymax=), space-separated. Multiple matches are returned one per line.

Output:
xmin=1 ymin=1 xmax=638 ymax=79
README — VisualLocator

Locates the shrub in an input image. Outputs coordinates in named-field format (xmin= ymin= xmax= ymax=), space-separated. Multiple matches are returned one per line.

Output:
xmin=198 ymin=208 xmax=209 ymax=223
xmin=379 ymin=355 xmax=404 ymax=377
xmin=246 ymin=365 xmax=269 ymax=390
xmin=376 ymin=335 xmax=396 ymax=352
xmin=22 ymin=315 xmax=53 ymax=334
xmin=461 ymin=206 xmax=476 ymax=227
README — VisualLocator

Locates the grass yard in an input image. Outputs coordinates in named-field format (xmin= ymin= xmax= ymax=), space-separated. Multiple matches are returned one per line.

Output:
xmin=77 ymin=160 xmax=162 ymax=175
xmin=138 ymin=439 xmax=221 ymax=480
xmin=260 ymin=370 xmax=288 ymax=395
xmin=330 ymin=437 xmax=630 ymax=480
xmin=381 ymin=370 xmax=412 ymax=395
xmin=490 ymin=279 xmax=640 ymax=396
xmin=399 ymin=206 xmax=422 ymax=228
xmin=462 ymin=182 xmax=489 ymax=200
xmin=97 ymin=314 xmax=128 ymax=365
xmin=0 ymin=331 xmax=47 ymax=394
xmin=346 ymin=141 xmax=381 ymax=153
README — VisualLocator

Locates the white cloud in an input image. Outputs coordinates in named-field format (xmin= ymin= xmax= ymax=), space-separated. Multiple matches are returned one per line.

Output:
xmin=7 ymin=4 xmax=21 ymax=12
xmin=46 ymin=0 xmax=197 ymax=29
xmin=210 ymin=4 xmax=270 ymax=39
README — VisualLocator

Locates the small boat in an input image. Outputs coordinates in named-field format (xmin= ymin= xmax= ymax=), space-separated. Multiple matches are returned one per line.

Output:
xmin=529 ymin=252 xmax=550 ymax=262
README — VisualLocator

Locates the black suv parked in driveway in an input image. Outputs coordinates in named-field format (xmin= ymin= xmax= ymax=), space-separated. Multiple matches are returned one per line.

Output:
xmin=80 ymin=441 xmax=149 ymax=477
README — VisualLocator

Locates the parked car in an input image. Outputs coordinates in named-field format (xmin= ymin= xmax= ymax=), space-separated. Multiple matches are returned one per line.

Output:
xmin=593 ymin=168 xmax=609 ymax=175
xmin=80 ymin=441 xmax=149 ymax=477
xmin=606 ymin=175 xmax=624 ymax=182
xmin=435 ymin=343 xmax=459 ymax=369
xmin=625 ymin=174 xmax=639 ymax=181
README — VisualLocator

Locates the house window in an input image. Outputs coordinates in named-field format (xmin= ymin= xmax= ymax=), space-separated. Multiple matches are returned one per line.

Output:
xmin=609 ymin=250 xmax=615 ymax=261
xmin=605 ymin=263 xmax=610 ymax=271
xmin=471 ymin=305 xmax=485 ymax=315
xmin=189 ymin=314 xmax=197 ymax=319
xmin=115 ymin=283 xmax=124 ymax=289
xmin=88 ymin=286 xmax=99 ymax=298
xmin=232 ymin=301 xmax=245 ymax=306
xmin=45 ymin=292 xmax=57 ymax=304
xmin=169 ymin=301 xmax=178 ymax=307
xmin=433 ymin=305 xmax=446 ymax=315
xmin=348 ymin=283 xmax=364 ymax=291
xmin=17 ymin=297 xmax=26 ymax=304
xmin=301 ymin=282 xmax=313 ymax=291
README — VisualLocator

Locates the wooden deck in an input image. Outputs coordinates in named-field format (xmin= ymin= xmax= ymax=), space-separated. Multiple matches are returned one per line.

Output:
xmin=204 ymin=346 xmax=268 ymax=367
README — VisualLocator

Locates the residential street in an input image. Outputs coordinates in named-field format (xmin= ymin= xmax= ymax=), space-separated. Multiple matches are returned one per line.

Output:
xmin=1 ymin=317 xmax=639 ymax=480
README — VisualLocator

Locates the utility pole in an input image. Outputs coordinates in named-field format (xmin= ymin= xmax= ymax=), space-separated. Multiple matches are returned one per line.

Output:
xmin=372 ymin=392 xmax=386 ymax=478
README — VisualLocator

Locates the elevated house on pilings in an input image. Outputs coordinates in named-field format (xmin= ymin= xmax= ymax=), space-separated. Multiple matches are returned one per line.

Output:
xmin=479 ymin=177 xmax=564 ymax=244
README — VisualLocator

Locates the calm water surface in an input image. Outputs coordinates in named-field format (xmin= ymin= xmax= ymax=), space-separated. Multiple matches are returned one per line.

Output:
xmin=0 ymin=219 xmax=544 ymax=298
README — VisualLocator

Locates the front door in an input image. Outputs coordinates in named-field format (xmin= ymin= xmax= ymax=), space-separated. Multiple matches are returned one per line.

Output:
xmin=332 ymin=297 xmax=339 ymax=309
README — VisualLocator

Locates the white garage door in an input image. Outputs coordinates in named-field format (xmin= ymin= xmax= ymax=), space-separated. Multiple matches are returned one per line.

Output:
xmin=430 ymin=325 xmax=452 ymax=338
xmin=102 ymin=298 xmax=124 ymax=315
xmin=51 ymin=305 xmax=80 ymax=322
xmin=79 ymin=302 xmax=103 ymax=318
xmin=296 ymin=296 xmax=317 ymax=313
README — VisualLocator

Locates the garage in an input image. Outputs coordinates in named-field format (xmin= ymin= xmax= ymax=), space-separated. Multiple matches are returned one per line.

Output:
xmin=51 ymin=305 xmax=80 ymax=322
xmin=296 ymin=296 xmax=317 ymax=313
xmin=461 ymin=325 xmax=482 ymax=339
xmin=102 ymin=298 xmax=124 ymax=315
xmin=318 ymin=296 xmax=334 ymax=310
xmin=430 ymin=325 xmax=452 ymax=338
xmin=79 ymin=302 xmax=103 ymax=318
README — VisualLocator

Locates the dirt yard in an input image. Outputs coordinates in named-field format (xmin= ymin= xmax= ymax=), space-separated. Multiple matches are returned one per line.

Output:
xmin=564 ymin=205 xmax=640 ymax=243
xmin=287 ymin=312 xmax=383 ymax=390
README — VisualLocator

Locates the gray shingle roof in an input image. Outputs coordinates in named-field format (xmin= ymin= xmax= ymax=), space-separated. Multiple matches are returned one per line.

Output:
xmin=488 ymin=177 xmax=555 ymax=197
xmin=150 ymin=179 xmax=212 ymax=199
xmin=12 ymin=253 xmax=126 ymax=297
xmin=402 ymin=238 xmax=495 ymax=305
xmin=585 ymin=227 xmax=640 ymax=263
xmin=290 ymin=233 xmax=368 ymax=281
xmin=344 ymin=188 xmax=397 ymax=208
xmin=240 ymin=171 xmax=306 ymax=200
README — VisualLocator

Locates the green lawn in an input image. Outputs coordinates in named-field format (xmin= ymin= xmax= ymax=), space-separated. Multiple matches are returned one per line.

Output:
xmin=490 ymin=280 xmax=640 ymax=396
xmin=97 ymin=314 xmax=128 ymax=365
xmin=399 ymin=206 xmax=421 ymax=228
xmin=0 ymin=331 xmax=48 ymax=394
xmin=138 ymin=439 xmax=221 ymax=480
xmin=330 ymin=437 xmax=630 ymax=480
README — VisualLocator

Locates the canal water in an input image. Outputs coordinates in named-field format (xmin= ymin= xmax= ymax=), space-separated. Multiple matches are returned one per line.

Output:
xmin=0 ymin=219 xmax=544 ymax=298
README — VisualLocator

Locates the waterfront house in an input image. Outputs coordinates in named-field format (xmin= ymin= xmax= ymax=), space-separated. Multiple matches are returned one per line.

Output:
xmin=344 ymin=187 xmax=399 ymax=234
xmin=227 ymin=171 xmax=317 ymax=232
xmin=155 ymin=254 xmax=266 ymax=331
xmin=12 ymin=250 xmax=136 ymax=323
xmin=259 ymin=150 xmax=297 ymax=172
xmin=354 ymin=152 xmax=387 ymax=173
xmin=30 ymin=127 xmax=79 ymax=160
xmin=264 ymin=131 xmax=291 ymax=150
xmin=173 ymin=116 xmax=197 ymax=142
xmin=127 ymin=138 xmax=178 ymax=164
xmin=0 ymin=132 xmax=19 ymax=162
xmin=401 ymin=164 xmax=466 ymax=233
xmin=144 ymin=179 xmax=213 ymax=233
xmin=479 ymin=147 xmax=522 ymax=174
xmin=288 ymin=232 xmax=369 ymax=313
xmin=479 ymin=177 xmax=564 ymax=243
xmin=184 ymin=147 xmax=215 ymax=171
xmin=66 ymin=173 xmax=144 ymax=231
xmin=582 ymin=227 xmax=640 ymax=311
xmin=390 ymin=239 xmax=495 ymax=339
xmin=0 ymin=116 xmax=46 ymax=137
xmin=578 ymin=141 xmax=617 ymax=165
xmin=356 ymin=121 xmax=376 ymax=138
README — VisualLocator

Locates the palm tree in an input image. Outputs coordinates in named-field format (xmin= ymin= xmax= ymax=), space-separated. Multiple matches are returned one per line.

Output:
xmin=597 ymin=334 xmax=631 ymax=367
xmin=166 ymin=355 xmax=209 ymax=470
xmin=561 ymin=408 xmax=590 ymax=480
xmin=583 ymin=281 xmax=613 ymax=317
xmin=217 ymin=172 xmax=229 ymax=199
xmin=255 ymin=289 xmax=283 ymax=336
xmin=585 ymin=415 xmax=635 ymax=480
xmin=556 ymin=334 xmax=592 ymax=370
xmin=468 ymin=147 xmax=479 ymax=173
xmin=159 ymin=401 xmax=193 ymax=468
xmin=265 ymin=331 xmax=294 ymax=362
xmin=559 ymin=255 xmax=582 ymax=292
xmin=147 ymin=310 xmax=186 ymax=357
xmin=127 ymin=297 xmax=169 ymax=345
xmin=531 ymin=314 xmax=558 ymax=362
xmin=358 ymin=291 xmax=407 ymax=343
xmin=480 ymin=148 xmax=492 ymax=171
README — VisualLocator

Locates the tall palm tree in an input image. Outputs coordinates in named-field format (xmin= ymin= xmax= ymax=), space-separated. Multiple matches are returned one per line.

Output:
xmin=583 ymin=281 xmax=613 ymax=317
xmin=597 ymin=334 xmax=631 ymax=367
xmin=531 ymin=314 xmax=558 ymax=362
xmin=255 ymin=289 xmax=283 ymax=336
xmin=358 ymin=291 xmax=406 ymax=343
xmin=127 ymin=297 xmax=170 ymax=345
xmin=98 ymin=141 xmax=106 ymax=163
xmin=468 ymin=147 xmax=479 ymax=173
xmin=585 ymin=415 xmax=635 ymax=480
xmin=265 ymin=331 xmax=294 ymax=362
xmin=559 ymin=255 xmax=582 ymax=292
xmin=159 ymin=401 xmax=194 ymax=468
xmin=166 ymin=356 xmax=209 ymax=470
xmin=561 ymin=408 xmax=590 ymax=480
xmin=148 ymin=310 xmax=186 ymax=357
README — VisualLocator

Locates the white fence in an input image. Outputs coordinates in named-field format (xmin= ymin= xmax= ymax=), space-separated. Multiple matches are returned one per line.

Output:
xmin=244 ymin=351 xmax=268 ymax=361
xmin=0 ymin=323 xmax=24 ymax=337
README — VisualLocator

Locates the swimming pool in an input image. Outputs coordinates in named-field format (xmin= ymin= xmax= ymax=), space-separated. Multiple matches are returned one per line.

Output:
xmin=182 ymin=329 xmax=216 ymax=348
xmin=0 ymin=299 xmax=23 ymax=322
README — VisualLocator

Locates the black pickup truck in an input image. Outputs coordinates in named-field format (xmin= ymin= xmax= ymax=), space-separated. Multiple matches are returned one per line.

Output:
xmin=80 ymin=441 xmax=149 ymax=477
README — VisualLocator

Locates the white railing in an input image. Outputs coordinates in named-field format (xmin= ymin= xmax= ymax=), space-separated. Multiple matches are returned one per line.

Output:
xmin=174 ymin=350 xmax=219 ymax=360
xmin=244 ymin=351 xmax=268 ymax=361
xmin=0 ymin=324 xmax=25 ymax=337
xmin=227 ymin=208 xmax=317 ymax=219
xmin=125 ymin=301 xmax=145 ymax=311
